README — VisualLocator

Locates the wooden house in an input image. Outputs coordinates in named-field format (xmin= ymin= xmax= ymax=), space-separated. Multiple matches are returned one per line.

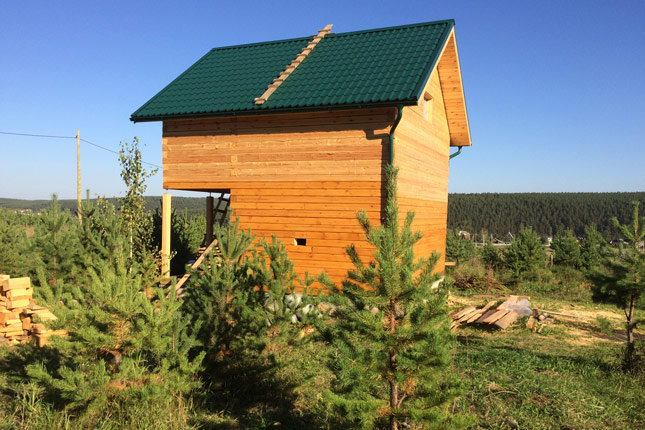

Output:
xmin=131 ymin=20 xmax=471 ymax=289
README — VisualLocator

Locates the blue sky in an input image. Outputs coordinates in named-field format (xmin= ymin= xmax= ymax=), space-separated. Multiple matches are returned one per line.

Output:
xmin=1 ymin=0 xmax=643 ymax=200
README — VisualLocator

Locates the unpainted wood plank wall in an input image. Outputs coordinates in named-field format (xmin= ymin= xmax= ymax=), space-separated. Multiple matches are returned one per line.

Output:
xmin=162 ymin=109 xmax=393 ymax=289
xmin=162 ymin=79 xmax=452 ymax=288
xmin=395 ymin=68 xmax=451 ymax=272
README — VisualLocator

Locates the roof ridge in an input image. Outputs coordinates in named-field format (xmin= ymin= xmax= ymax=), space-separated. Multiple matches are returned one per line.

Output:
xmin=326 ymin=19 xmax=455 ymax=38
xmin=207 ymin=36 xmax=313 ymax=52
xmin=205 ymin=19 xmax=454 ymax=52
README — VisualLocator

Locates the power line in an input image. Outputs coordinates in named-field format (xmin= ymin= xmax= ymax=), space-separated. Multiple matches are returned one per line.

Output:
xmin=80 ymin=138 xmax=161 ymax=169
xmin=0 ymin=130 xmax=162 ymax=169
xmin=0 ymin=131 xmax=75 ymax=139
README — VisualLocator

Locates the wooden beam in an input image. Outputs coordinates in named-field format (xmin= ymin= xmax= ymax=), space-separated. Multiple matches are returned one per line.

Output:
xmin=175 ymin=238 xmax=219 ymax=294
xmin=206 ymin=196 xmax=214 ymax=244
xmin=161 ymin=193 xmax=171 ymax=280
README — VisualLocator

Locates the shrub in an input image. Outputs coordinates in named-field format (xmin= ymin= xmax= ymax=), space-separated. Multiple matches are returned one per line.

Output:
xmin=26 ymin=202 xmax=203 ymax=427
xmin=452 ymin=258 xmax=487 ymax=290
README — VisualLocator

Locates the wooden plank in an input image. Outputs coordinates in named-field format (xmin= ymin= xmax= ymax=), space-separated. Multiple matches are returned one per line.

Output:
xmin=1 ymin=277 xmax=30 ymax=292
xmin=451 ymin=306 xmax=476 ymax=320
xmin=481 ymin=309 xmax=509 ymax=324
xmin=161 ymin=193 xmax=171 ymax=280
xmin=0 ymin=311 xmax=20 ymax=324
xmin=457 ymin=307 xmax=482 ymax=323
xmin=31 ymin=309 xmax=57 ymax=321
xmin=6 ymin=299 xmax=30 ymax=309
xmin=466 ymin=301 xmax=498 ymax=323
xmin=474 ymin=309 xmax=498 ymax=324
xmin=0 ymin=323 xmax=23 ymax=333
xmin=526 ymin=315 xmax=537 ymax=330
xmin=493 ymin=311 xmax=520 ymax=330
xmin=174 ymin=238 xmax=219 ymax=292
xmin=5 ymin=288 xmax=33 ymax=299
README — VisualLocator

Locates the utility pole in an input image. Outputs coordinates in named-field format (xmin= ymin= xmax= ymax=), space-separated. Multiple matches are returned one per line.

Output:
xmin=77 ymin=129 xmax=81 ymax=222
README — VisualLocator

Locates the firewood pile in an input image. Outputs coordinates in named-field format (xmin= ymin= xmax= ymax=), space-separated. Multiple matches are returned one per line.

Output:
xmin=0 ymin=274 xmax=65 ymax=346
xmin=450 ymin=295 xmax=533 ymax=330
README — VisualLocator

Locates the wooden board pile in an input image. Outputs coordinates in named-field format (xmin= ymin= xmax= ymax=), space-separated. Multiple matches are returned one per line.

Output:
xmin=450 ymin=295 xmax=531 ymax=330
xmin=0 ymin=274 xmax=65 ymax=346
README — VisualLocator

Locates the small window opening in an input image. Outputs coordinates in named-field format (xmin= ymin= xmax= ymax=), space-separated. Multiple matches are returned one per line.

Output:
xmin=294 ymin=238 xmax=307 ymax=246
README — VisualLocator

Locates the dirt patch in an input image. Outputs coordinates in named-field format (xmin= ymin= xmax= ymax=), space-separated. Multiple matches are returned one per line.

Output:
xmin=564 ymin=326 xmax=609 ymax=346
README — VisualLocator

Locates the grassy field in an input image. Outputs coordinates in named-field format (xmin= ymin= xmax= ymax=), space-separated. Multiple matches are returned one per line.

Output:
xmin=450 ymin=294 xmax=644 ymax=429
xmin=0 ymin=292 xmax=642 ymax=429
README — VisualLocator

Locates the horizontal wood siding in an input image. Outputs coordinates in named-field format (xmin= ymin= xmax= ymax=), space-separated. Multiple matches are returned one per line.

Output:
xmin=162 ymin=108 xmax=393 ymax=188
xmin=395 ymin=69 xmax=451 ymax=271
xmin=163 ymin=110 xmax=393 ymax=289
xmin=234 ymin=182 xmax=384 ymax=290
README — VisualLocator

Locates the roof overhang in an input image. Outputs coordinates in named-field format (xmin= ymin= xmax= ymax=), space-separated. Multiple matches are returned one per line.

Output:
xmin=434 ymin=28 xmax=472 ymax=147
xmin=130 ymin=99 xmax=418 ymax=123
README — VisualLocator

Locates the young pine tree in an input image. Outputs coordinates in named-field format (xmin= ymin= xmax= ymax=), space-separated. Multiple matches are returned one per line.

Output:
xmin=0 ymin=209 xmax=29 ymax=276
xmin=445 ymin=229 xmax=475 ymax=265
xmin=552 ymin=229 xmax=581 ymax=268
xmin=27 ymin=204 xmax=203 ymax=426
xmin=590 ymin=201 xmax=644 ymax=371
xmin=183 ymin=216 xmax=266 ymax=359
xmin=317 ymin=166 xmax=465 ymax=430
xmin=580 ymin=224 xmax=608 ymax=270
xmin=30 ymin=195 xmax=81 ymax=285
xmin=504 ymin=228 xmax=547 ymax=280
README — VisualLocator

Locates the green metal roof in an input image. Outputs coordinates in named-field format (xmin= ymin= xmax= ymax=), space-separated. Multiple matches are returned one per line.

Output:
xmin=131 ymin=20 xmax=454 ymax=122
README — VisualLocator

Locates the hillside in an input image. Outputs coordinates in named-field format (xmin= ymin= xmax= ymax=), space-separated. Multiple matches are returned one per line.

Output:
xmin=447 ymin=192 xmax=645 ymax=239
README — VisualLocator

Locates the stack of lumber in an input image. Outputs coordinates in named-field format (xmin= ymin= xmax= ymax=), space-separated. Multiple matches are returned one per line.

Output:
xmin=450 ymin=295 xmax=531 ymax=330
xmin=0 ymin=274 xmax=65 ymax=346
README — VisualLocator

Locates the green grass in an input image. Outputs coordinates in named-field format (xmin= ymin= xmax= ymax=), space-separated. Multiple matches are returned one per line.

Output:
xmin=1 ymin=297 xmax=643 ymax=429
xmin=452 ymin=319 xmax=644 ymax=429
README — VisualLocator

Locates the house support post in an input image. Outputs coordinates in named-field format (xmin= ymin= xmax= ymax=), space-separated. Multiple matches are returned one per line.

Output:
xmin=161 ymin=193 xmax=171 ymax=280
xmin=206 ymin=196 xmax=214 ymax=244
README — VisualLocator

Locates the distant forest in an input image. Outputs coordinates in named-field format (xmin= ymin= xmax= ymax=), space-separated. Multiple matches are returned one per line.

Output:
xmin=2 ymin=192 xmax=644 ymax=240
xmin=447 ymin=192 xmax=645 ymax=239
xmin=0 ymin=196 xmax=209 ymax=217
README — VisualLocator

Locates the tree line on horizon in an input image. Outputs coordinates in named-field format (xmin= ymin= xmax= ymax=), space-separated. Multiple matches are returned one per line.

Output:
xmin=448 ymin=192 xmax=645 ymax=240
xmin=3 ymin=191 xmax=645 ymax=241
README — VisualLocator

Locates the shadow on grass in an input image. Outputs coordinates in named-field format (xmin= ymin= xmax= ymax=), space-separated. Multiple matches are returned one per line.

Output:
xmin=192 ymin=354 xmax=336 ymax=430
xmin=0 ymin=343 xmax=66 ymax=409
xmin=455 ymin=332 xmax=619 ymax=374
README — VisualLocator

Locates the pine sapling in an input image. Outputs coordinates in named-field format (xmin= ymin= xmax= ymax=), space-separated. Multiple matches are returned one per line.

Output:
xmin=317 ymin=166 xmax=464 ymax=430
xmin=590 ymin=201 xmax=644 ymax=370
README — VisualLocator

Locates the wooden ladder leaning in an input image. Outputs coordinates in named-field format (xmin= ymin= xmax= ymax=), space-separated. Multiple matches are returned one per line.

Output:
xmin=173 ymin=238 xmax=219 ymax=297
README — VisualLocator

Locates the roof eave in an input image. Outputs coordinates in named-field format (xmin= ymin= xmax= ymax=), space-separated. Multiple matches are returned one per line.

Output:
xmin=130 ymin=99 xmax=418 ymax=123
